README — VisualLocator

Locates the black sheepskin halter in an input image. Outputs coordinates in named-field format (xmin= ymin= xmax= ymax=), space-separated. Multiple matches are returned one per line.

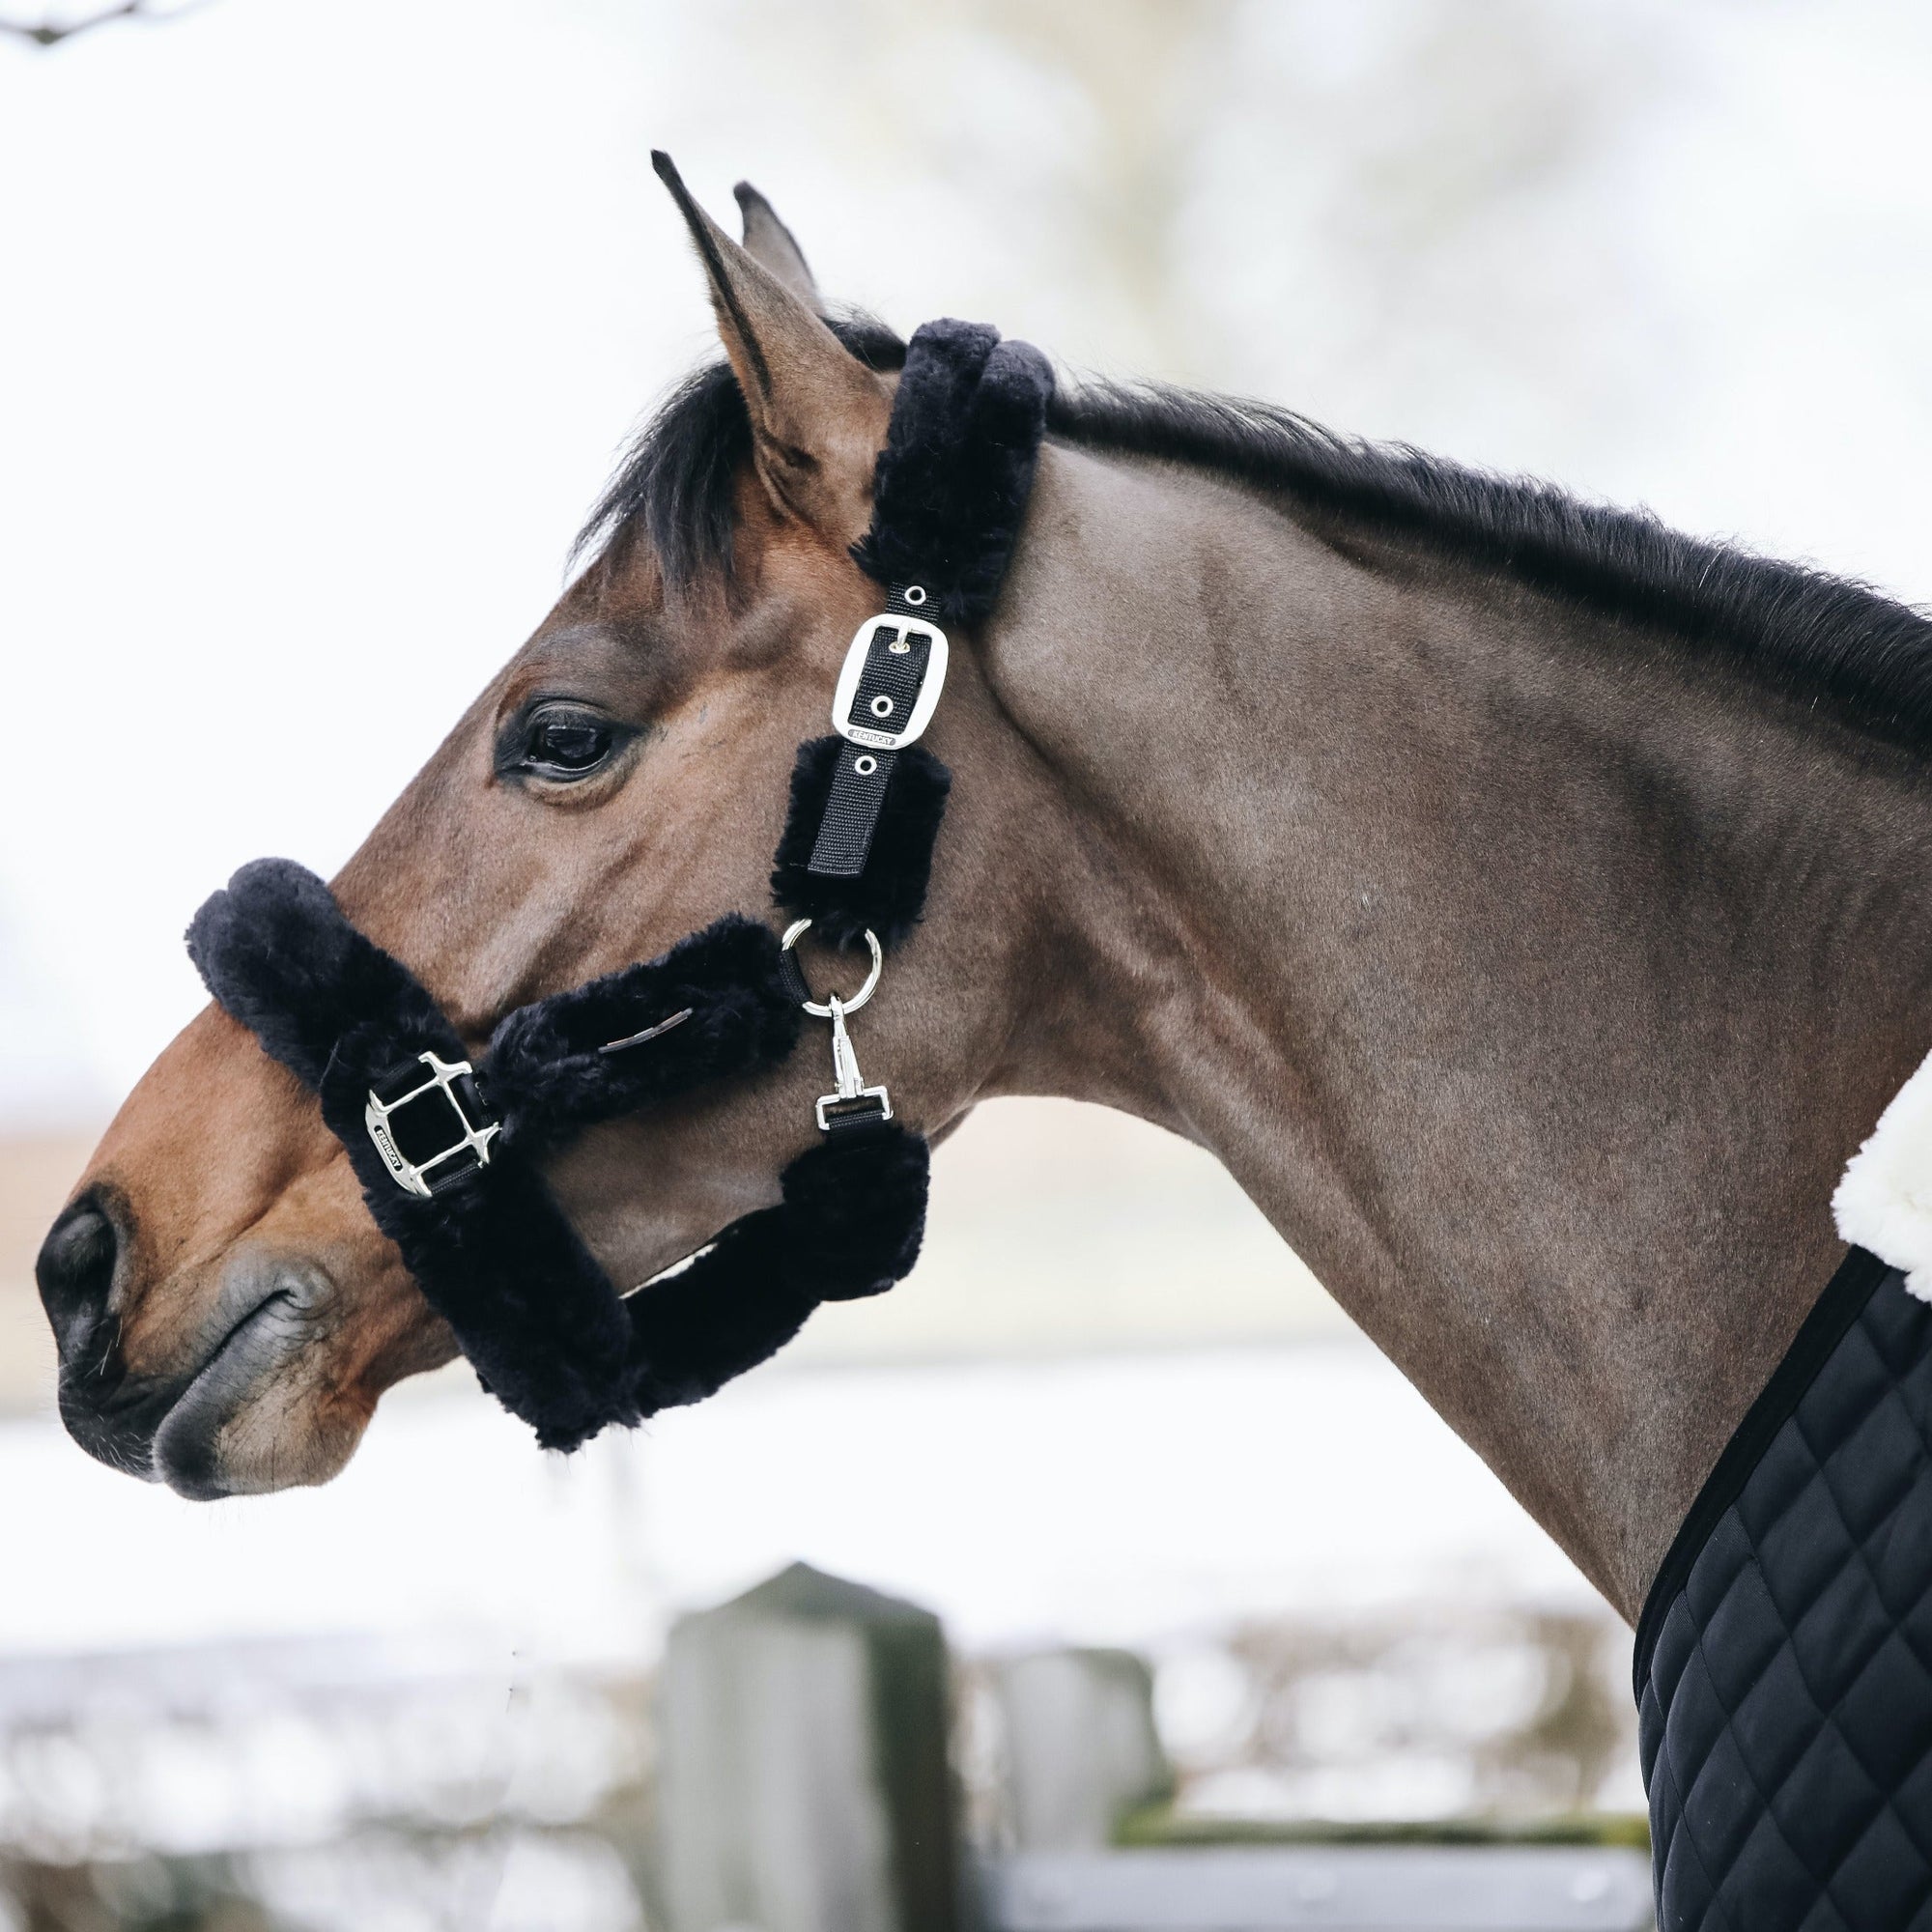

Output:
xmin=187 ymin=319 xmax=1052 ymax=1452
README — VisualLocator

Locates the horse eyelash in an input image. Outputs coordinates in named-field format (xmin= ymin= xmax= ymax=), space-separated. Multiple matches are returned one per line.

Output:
xmin=493 ymin=700 xmax=629 ymax=780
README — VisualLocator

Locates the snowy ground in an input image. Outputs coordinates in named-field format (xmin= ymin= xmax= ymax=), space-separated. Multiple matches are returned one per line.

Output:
xmin=0 ymin=1340 xmax=1600 ymax=1666
xmin=0 ymin=1331 xmax=1639 ymax=1916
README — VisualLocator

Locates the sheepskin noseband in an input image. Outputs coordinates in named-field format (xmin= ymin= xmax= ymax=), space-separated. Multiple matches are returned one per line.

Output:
xmin=185 ymin=319 xmax=1052 ymax=1453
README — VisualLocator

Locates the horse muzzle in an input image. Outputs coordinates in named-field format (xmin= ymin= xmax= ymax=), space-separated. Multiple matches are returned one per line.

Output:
xmin=39 ymin=1193 xmax=334 ymax=1498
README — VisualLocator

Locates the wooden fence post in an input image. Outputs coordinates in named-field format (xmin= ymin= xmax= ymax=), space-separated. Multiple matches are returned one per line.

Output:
xmin=657 ymin=1562 xmax=959 ymax=1932
xmin=991 ymin=1649 xmax=1173 ymax=1851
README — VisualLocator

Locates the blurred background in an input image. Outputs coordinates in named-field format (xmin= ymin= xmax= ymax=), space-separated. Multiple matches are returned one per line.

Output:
xmin=6 ymin=1 xmax=1932 ymax=1925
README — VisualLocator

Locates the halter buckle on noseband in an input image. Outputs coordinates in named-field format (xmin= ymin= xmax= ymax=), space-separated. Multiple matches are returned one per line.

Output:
xmin=364 ymin=1050 xmax=499 ymax=1198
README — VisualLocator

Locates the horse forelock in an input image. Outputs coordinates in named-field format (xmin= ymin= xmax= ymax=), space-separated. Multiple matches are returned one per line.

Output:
xmin=573 ymin=311 xmax=908 ymax=594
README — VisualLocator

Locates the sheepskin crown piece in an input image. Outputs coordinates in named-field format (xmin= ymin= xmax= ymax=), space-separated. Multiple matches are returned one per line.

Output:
xmin=185 ymin=320 xmax=1052 ymax=1451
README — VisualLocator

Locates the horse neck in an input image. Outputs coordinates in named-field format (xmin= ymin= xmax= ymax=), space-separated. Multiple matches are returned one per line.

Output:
xmin=985 ymin=440 xmax=1932 ymax=1618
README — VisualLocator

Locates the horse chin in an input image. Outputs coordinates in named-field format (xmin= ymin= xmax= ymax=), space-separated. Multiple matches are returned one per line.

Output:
xmin=150 ymin=1258 xmax=366 ymax=1500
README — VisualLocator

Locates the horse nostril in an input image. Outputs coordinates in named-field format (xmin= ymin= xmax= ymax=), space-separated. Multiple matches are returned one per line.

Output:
xmin=36 ymin=1197 xmax=121 ymax=1354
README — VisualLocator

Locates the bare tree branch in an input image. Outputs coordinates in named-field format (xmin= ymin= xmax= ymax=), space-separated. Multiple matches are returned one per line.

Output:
xmin=0 ymin=0 xmax=213 ymax=48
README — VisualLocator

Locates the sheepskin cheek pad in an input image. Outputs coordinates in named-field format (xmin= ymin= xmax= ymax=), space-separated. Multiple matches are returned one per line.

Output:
xmin=186 ymin=859 xmax=927 ymax=1452
xmin=773 ymin=318 xmax=1052 ymax=950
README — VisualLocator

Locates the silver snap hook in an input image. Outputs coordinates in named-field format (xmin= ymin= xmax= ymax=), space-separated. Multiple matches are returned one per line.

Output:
xmin=781 ymin=922 xmax=895 ymax=1132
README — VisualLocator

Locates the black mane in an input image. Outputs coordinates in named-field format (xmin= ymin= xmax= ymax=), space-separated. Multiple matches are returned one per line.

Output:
xmin=579 ymin=327 xmax=1932 ymax=753
xmin=1053 ymin=379 xmax=1932 ymax=754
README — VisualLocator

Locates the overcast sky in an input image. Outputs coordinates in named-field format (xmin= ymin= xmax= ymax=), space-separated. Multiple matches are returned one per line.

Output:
xmin=7 ymin=0 xmax=1932 ymax=1123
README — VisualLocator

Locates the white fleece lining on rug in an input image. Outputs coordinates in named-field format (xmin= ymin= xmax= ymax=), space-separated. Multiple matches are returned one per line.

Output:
xmin=1834 ymin=1046 xmax=1932 ymax=1304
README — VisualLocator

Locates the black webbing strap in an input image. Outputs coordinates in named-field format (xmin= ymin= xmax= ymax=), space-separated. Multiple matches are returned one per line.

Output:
xmin=819 ymin=1096 xmax=898 ymax=1142
xmin=806 ymin=745 xmax=896 ymax=879
xmin=806 ymin=585 xmax=934 ymax=879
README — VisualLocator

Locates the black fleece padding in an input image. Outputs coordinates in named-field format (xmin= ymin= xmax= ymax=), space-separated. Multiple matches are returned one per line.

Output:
xmin=322 ymin=1108 xmax=637 ymax=1453
xmin=187 ymin=859 xmax=461 ymax=1088
xmin=623 ymin=1126 xmax=929 ymax=1409
xmin=851 ymin=318 xmax=1054 ymax=628
xmin=780 ymin=1124 xmax=930 ymax=1301
xmin=187 ymin=860 xmax=929 ymax=1451
xmin=486 ymin=916 xmax=801 ymax=1154
xmin=769 ymin=736 xmax=952 ymax=951
xmin=623 ymin=1207 xmax=807 ymax=1411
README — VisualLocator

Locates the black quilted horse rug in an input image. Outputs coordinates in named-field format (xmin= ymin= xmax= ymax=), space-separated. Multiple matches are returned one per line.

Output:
xmin=1640 ymin=1065 xmax=1932 ymax=1930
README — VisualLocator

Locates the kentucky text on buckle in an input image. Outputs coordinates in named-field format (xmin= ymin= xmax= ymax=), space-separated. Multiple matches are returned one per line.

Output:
xmin=831 ymin=612 xmax=949 ymax=751
xmin=364 ymin=1051 xmax=500 ymax=1198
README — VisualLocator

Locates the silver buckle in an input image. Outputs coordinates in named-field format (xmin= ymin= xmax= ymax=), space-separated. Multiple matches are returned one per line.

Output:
xmin=364 ymin=1051 xmax=499 ymax=1198
xmin=831 ymin=613 xmax=949 ymax=751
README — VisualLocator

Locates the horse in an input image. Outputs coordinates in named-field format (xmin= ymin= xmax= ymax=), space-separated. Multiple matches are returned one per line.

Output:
xmin=35 ymin=164 xmax=1932 ymax=1650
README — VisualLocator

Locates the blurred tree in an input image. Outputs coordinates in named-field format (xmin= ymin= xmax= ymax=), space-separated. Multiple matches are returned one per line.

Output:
xmin=975 ymin=0 xmax=1236 ymax=377
xmin=0 ymin=0 xmax=210 ymax=49
xmin=731 ymin=0 xmax=1670 ymax=441
xmin=4 ymin=1856 xmax=273 ymax=1932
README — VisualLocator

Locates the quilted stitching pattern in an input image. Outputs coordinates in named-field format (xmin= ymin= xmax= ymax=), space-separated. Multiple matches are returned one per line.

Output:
xmin=1639 ymin=1270 xmax=1932 ymax=1930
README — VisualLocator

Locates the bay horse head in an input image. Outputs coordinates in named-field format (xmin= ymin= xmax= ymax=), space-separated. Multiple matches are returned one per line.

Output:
xmin=38 ymin=163 xmax=1096 ymax=1498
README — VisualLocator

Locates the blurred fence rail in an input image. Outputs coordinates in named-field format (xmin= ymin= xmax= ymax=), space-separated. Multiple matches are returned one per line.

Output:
xmin=0 ymin=1561 xmax=1647 ymax=1932
xmin=980 ymin=1847 xmax=1652 ymax=1932
xmin=653 ymin=1565 xmax=1650 ymax=1932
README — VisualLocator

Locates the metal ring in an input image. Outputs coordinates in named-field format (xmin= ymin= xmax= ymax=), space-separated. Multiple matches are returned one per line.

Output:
xmin=853 ymin=753 xmax=878 ymax=776
xmin=903 ymin=583 xmax=927 ymax=606
xmin=780 ymin=918 xmax=884 ymax=1016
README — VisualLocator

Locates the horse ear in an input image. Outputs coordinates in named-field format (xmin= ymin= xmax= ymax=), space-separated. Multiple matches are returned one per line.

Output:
xmin=652 ymin=152 xmax=890 ymax=546
xmin=732 ymin=181 xmax=817 ymax=302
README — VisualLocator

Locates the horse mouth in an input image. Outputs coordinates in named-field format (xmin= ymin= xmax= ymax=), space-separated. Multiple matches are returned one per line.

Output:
xmin=58 ymin=1286 xmax=298 ymax=1495
xmin=148 ymin=1277 xmax=317 ymax=1500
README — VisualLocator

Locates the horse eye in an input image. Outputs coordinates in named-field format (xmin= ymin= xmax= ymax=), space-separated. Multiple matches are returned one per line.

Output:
xmin=519 ymin=705 xmax=616 ymax=780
